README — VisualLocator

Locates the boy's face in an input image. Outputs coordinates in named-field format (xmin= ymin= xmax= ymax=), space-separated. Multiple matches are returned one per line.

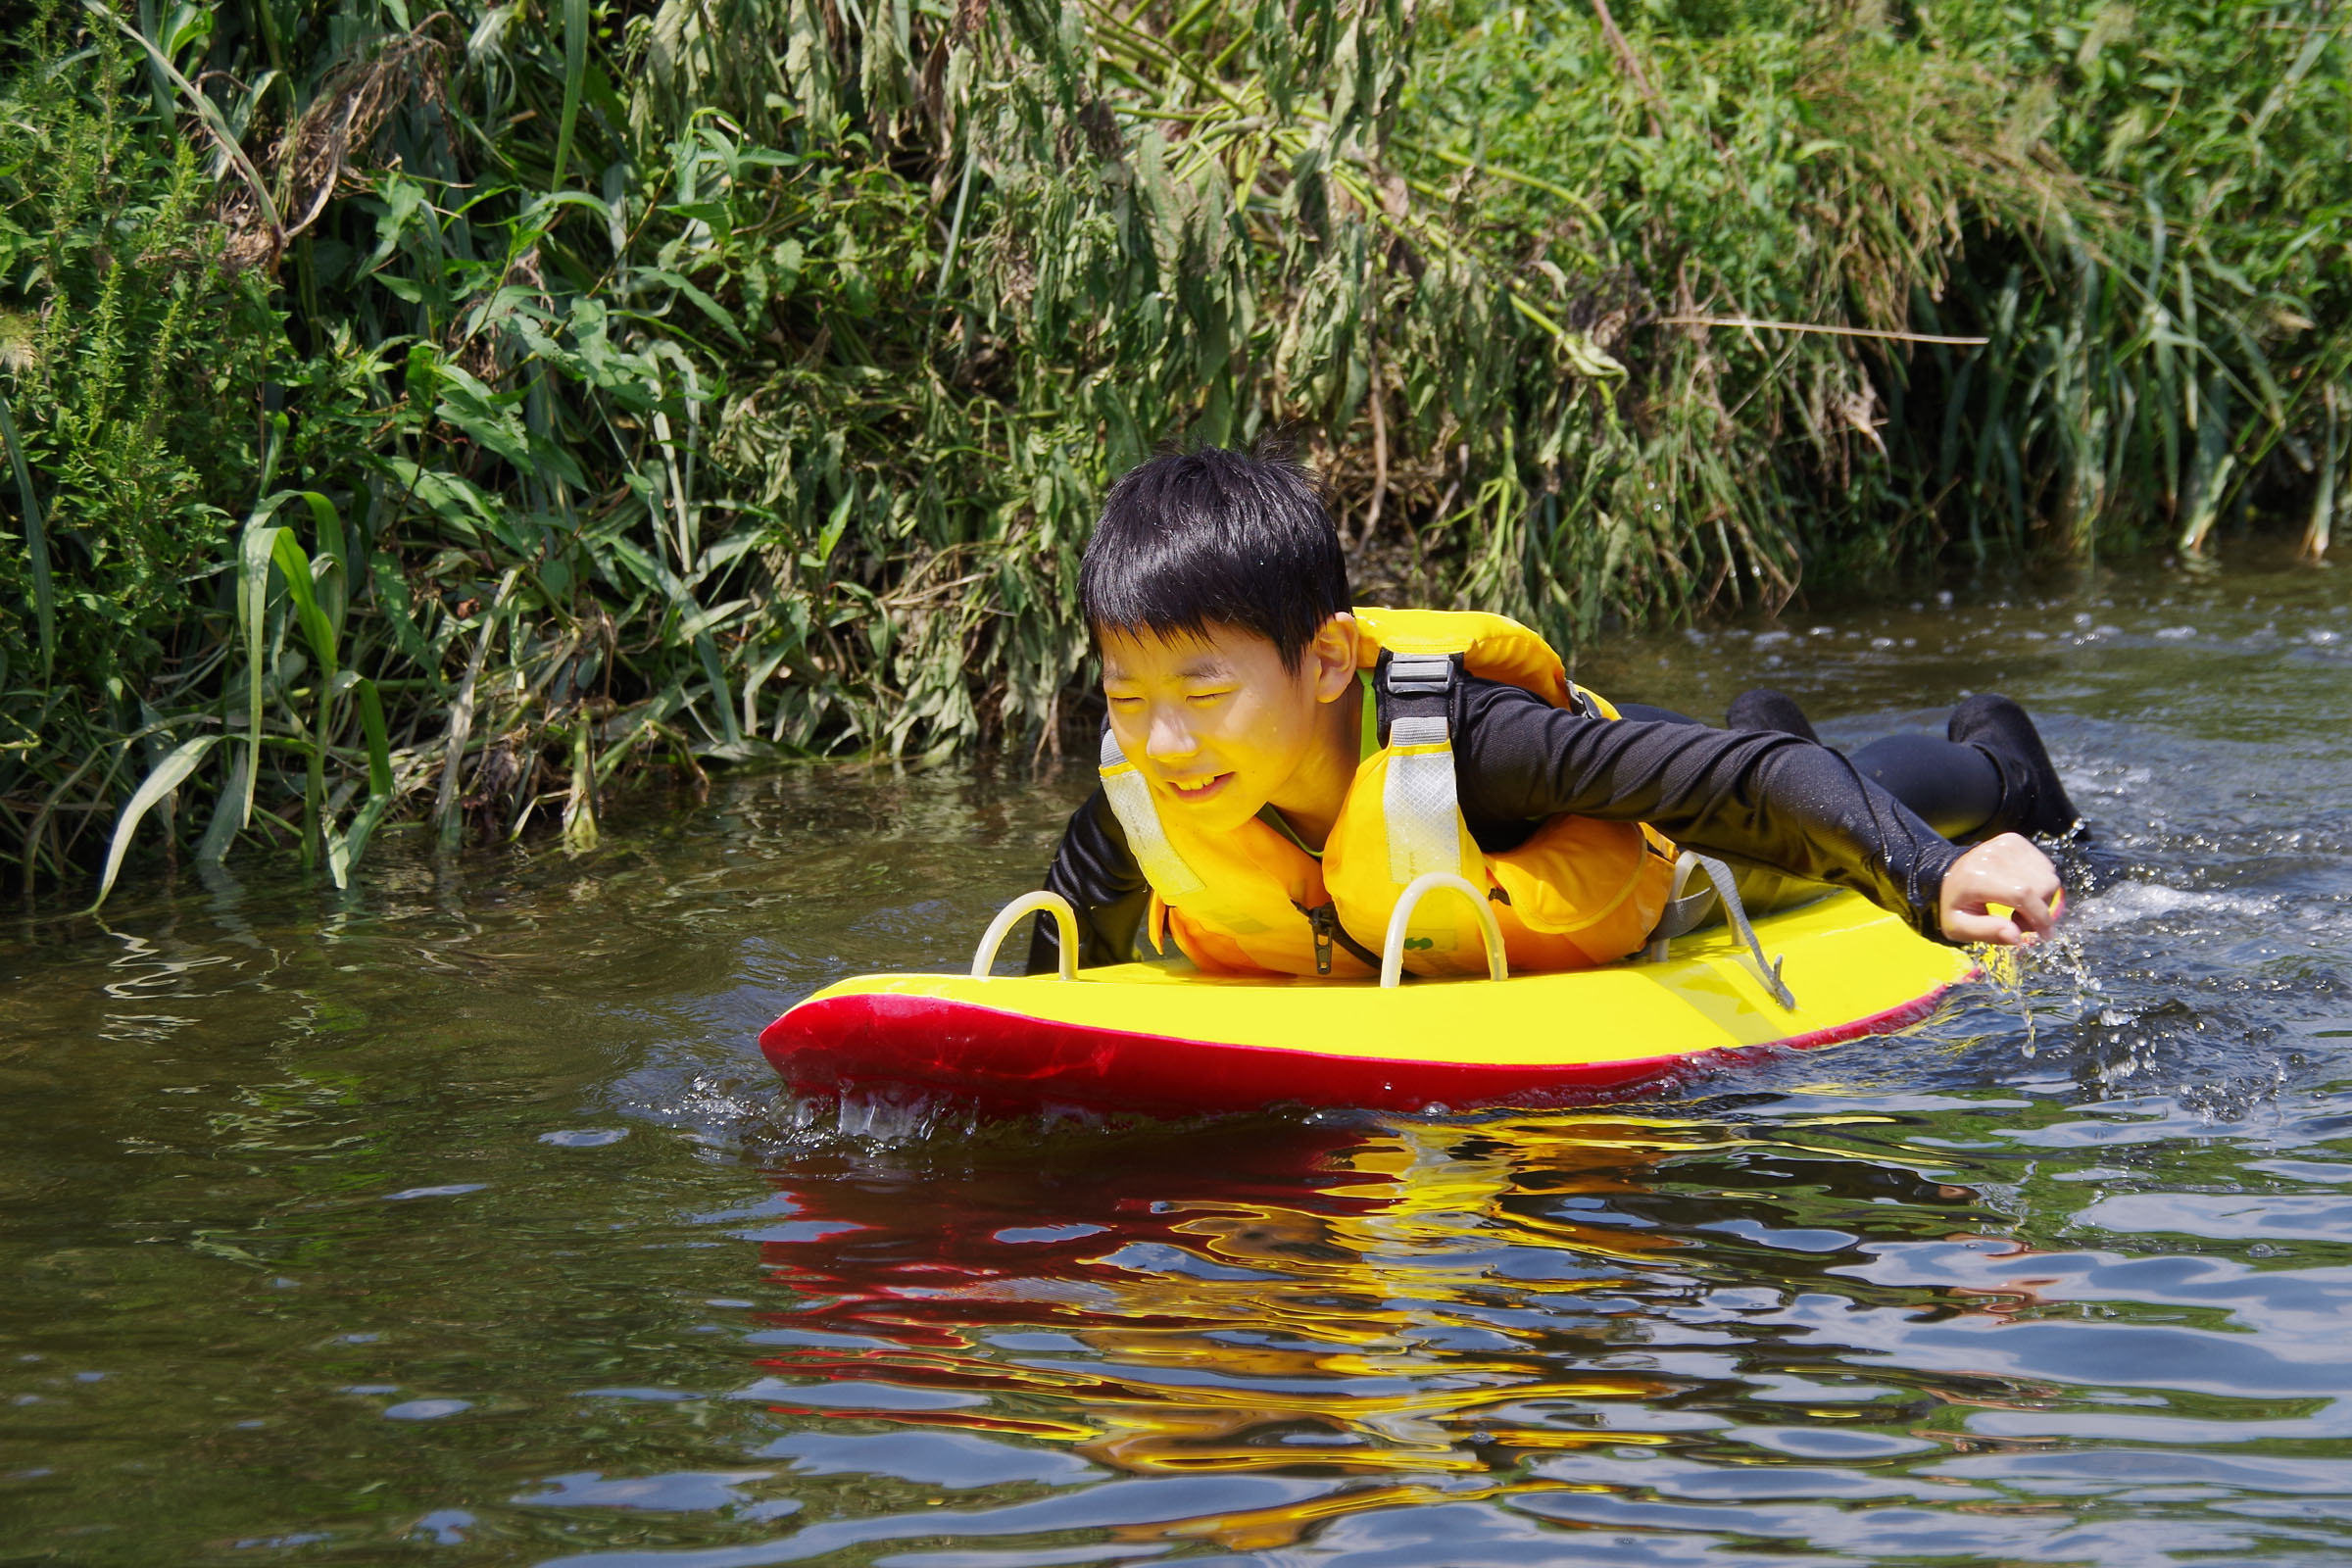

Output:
xmin=1100 ymin=617 xmax=1358 ymax=835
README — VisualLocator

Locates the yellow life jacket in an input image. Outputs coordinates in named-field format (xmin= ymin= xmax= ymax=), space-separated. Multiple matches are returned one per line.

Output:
xmin=1095 ymin=607 xmax=1680 ymax=979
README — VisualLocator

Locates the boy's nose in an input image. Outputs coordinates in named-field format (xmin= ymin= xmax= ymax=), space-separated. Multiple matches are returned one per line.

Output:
xmin=1144 ymin=708 xmax=1199 ymax=762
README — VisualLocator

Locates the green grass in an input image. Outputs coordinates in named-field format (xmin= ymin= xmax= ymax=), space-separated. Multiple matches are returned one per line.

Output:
xmin=0 ymin=0 xmax=2344 ymax=903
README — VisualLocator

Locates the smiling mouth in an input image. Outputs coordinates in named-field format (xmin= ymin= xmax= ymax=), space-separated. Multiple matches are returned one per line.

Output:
xmin=1160 ymin=772 xmax=1234 ymax=804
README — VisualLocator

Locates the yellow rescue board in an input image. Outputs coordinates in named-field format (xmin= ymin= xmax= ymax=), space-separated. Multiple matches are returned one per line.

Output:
xmin=760 ymin=891 xmax=1977 ymax=1113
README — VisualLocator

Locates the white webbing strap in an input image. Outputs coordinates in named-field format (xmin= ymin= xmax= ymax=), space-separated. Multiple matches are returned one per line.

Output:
xmin=1383 ymin=715 xmax=1463 ymax=883
xmin=1097 ymin=729 xmax=1205 ymax=898
xmin=1378 ymin=654 xmax=1465 ymax=889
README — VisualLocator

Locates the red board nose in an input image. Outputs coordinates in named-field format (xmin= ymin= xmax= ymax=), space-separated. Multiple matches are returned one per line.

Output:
xmin=758 ymin=988 xmax=1946 ymax=1117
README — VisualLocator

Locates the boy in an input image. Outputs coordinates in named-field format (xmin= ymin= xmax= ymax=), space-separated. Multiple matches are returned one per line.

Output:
xmin=1029 ymin=446 xmax=2071 ymax=978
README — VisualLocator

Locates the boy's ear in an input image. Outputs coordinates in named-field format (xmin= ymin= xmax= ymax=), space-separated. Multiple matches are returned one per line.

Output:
xmin=1310 ymin=612 xmax=1360 ymax=703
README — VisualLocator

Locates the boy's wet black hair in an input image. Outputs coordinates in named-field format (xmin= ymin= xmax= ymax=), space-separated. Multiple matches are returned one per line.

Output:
xmin=1079 ymin=442 xmax=1350 ymax=671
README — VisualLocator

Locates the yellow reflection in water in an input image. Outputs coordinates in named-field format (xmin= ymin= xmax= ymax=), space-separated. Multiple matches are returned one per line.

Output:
xmin=760 ymin=1113 xmax=1748 ymax=1475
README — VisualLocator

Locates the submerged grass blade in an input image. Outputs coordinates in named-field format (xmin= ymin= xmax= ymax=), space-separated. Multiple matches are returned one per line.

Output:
xmin=334 ymin=674 xmax=395 ymax=872
xmin=433 ymin=568 xmax=520 ymax=850
xmin=195 ymin=745 xmax=247 ymax=864
xmin=561 ymin=713 xmax=597 ymax=851
xmin=235 ymin=523 xmax=280 ymax=832
xmin=86 ymin=731 xmax=218 ymax=912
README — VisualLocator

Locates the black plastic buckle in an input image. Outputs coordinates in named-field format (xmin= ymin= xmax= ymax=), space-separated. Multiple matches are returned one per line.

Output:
xmin=1383 ymin=654 xmax=1454 ymax=698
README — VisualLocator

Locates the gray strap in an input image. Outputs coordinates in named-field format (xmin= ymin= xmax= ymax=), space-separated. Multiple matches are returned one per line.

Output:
xmin=1649 ymin=853 xmax=1717 ymax=943
xmin=1644 ymin=852 xmax=1797 ymax=1010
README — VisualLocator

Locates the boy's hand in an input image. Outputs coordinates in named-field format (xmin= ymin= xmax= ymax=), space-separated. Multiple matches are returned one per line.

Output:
xmin=1938 ymin=833 xmax=2063 ymax=947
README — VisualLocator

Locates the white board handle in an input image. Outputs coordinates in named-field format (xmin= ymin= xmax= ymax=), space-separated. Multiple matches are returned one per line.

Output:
xmin=1381 ymin=871 xmax=1509 ymax=989
xmin=971 ymin=891 xmax=1079 ymax=980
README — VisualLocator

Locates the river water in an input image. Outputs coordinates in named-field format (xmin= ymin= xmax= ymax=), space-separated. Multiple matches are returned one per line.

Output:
xmin=5 ymin=548 xmax=2349 ymax=1566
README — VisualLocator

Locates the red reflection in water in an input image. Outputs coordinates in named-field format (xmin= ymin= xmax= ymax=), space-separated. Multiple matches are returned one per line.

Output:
xmin=734 ymin=1115 xmax=1696 ymax=1472
xmin=754 ymin=1118 xmax=1371 ymax=1339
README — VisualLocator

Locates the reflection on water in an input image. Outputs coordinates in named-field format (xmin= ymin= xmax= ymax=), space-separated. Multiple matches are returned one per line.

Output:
xmin=2 ymin=547 xmax=2349 ymax=1566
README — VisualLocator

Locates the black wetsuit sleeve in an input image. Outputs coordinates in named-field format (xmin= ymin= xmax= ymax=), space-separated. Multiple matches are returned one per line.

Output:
xmin=1024 ymin=787 xmax=1152 ymax=973
xmin=1451 ymin=677 xmax=1965 ymax=942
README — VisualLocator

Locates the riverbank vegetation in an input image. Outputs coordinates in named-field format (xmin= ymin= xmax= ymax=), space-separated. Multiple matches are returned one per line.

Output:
xmin=2 ymin=0 xmax=2345 ymax=901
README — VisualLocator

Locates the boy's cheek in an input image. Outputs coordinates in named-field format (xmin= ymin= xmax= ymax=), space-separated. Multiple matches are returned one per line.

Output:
xmin=1101 ymin=706 xmax=1146 ymax=758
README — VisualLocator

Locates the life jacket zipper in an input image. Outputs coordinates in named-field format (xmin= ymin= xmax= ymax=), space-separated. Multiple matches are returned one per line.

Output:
xmin=1293 ymin=900 xmax=1380 ymax=976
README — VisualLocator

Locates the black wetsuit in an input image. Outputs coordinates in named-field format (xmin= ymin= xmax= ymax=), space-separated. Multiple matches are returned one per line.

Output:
xmin=1027 ymin=676 xmax=2008 ymax=974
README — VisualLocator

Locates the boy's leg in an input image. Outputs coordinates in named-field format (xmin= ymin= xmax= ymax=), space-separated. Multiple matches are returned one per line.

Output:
xmin=1724 ymin=687 xmax=2080 ymax=843
xmin=1724 ymin=688 xmax=1821 ymax=744
xmin=1946 ymin=694 xmax=2084 ymax=840
xmin=1612 ymin=701 xmax=1701 ymax=726
xmin=1846 ymin=732 xmax=2003 ymax=840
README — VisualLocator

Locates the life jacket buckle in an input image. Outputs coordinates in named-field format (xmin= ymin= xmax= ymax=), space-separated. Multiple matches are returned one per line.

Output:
xmin=1383 ymin=653 xmax=1454 ymax=698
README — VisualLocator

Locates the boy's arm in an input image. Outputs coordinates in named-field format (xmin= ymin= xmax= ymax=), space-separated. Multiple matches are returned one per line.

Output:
xmin=1452 ymin=679 xmax=1965 ymax=940
xmin=1023 ymin=787 xmax=1152 ymax=973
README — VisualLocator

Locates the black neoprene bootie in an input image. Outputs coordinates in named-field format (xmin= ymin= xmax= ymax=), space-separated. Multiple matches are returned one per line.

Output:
xmin=1726 ymin=688 xmax=1823 ymax=745
xmin=1947 ymin=694 xmax=2084 ymax=840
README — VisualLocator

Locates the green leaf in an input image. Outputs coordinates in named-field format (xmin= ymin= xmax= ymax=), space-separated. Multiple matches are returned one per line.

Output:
xmin=812 ymin=495 xmax=852 ymax=567
xmin=674 ymin=596 xmax=754 ymax=641
xmin=273 ymin=491 xmax=348 ymax=641
xmin=519 ymin=190 xmax=615 ymax=226
xmin=270 ymin=530 xmax=339 ymax=681
xmin=380 ymin=458 xmax=513 ymax=547
xmin=694 ymin=631 xmax=743 ymax=747
xmin=0 ymin=381 xmax=51 ymax=675
xmin=355 ymin=676 xmax=393 ymax=799
xmin=641 ymin=269 xmax=749 ymax=346
xmin=432 ymin=364 xmax=536 ymax=470
xmin=87 ymin=733 xmax=220 ymax=913
xmin=552 ymin=0 xmax=588 ymax=191
xmin=369 ymin=548 xmax=433 ymax=672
